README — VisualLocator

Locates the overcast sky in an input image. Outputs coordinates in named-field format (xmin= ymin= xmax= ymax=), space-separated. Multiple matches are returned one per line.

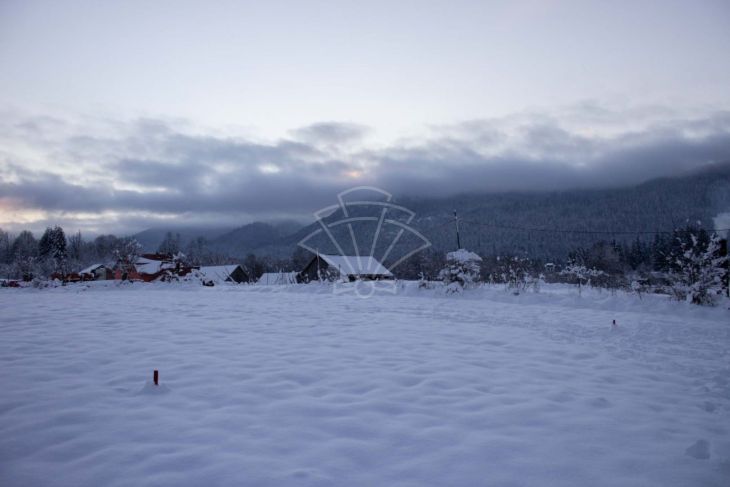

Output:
xmin=1 ymin=0 xmax=729 ymax=235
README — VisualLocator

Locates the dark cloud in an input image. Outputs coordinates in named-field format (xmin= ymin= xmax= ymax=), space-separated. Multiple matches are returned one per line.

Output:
xmin=2 ymin=110 xmax=730 ymax=234
xmin=290 ymin=122 xmax=371 ymax=146
xmin=366 ymin=114 xmax=730 ymax=196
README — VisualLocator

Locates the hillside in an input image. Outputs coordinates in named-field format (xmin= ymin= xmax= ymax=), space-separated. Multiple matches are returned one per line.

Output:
xmin=134 ymin=162 xmax=730 ymax=261
xmin=133 ymin=227 xmax=233 ymax=252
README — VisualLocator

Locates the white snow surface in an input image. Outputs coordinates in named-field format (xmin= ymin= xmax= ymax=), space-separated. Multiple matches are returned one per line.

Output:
xmin=1 ymin=282 xmax=729 ymax=487
xmin=320 ymin=254 xmax=393 ymax=276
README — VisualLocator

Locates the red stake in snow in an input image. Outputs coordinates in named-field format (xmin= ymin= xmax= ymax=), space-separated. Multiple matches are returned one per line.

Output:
xmin=153 ymin=370 xmax=159 ymax=386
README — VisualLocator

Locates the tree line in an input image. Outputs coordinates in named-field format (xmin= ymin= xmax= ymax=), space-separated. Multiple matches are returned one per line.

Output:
xmin=427 ymin=225 xmax=728 ymax=306
xmin=0 ymin=227 xmax=308 ymax=282
xmin=0 ymin=227 xmax=141 ymax=281
xmin=1 ymin=225 xmax=727 ymax=305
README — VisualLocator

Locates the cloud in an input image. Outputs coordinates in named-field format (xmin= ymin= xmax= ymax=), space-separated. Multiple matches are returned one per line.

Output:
xmin=365 ymin=110 xmax=730 ymax=196
xmin=290 ymin=122 xmax=371 ymax=146
xmin=1 ymin=105 xmax=730 ymax=234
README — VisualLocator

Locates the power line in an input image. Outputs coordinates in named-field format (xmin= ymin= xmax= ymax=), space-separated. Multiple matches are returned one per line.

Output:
xmin=456 ymin=219 xmax=730 ymax=236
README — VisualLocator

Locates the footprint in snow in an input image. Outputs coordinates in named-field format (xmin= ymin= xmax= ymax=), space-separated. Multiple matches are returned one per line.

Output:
xmin=701 ymin=401 xmax=717 ymax=413
xmin=572 ymin=352 xmax=597 ymax=360
xmin=547 ymin=391 xmax=575 ymax=403
xmin=685 ymin=439 xmax=711 ymax=460
xmin=588 ymin=397 xmax=612 ymax=409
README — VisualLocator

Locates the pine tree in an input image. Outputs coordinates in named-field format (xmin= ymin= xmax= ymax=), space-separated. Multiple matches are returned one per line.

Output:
xmin=94 ymin=235 xmax=121 ymax=262
xmin=158 ymin=232 xmax=181 ymax=255
xmin=49 ymin=226 xmax=67 ymax=277
xmin=185 ymin=237 xmax=209 ymax=266
xmin=651 ymin=234 xmax=671 ymax=272
xmin=36 ymin=226 xmax=67 ymax=278
xmin=0 ymin=229 xmax=11 ymax=278
xmin=113 ymin=238 xmax=142 ymax=274
xmin=669 ymin=231 xmax=726 ymax=305
xmin=0 ymin=228 xmax=11 ymax=265
xmin=38 ymin=227 xmax=53 ymax=259
xmin=439 ymin=249 xmax=482 ymax=291
xmin=11 ymin=231 xmax=38 ymax=281
xmin=243 ymin=254 xmax=264 ymax=281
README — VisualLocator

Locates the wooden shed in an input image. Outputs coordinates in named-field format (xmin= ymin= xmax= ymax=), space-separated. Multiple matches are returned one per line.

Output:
xmin=299 ymin=254 xmax=394 ymax=282
xmin=198 ymin=265 xmax=249 ymax=284
xmin=79 ymin=264 xmax=112 ymax=281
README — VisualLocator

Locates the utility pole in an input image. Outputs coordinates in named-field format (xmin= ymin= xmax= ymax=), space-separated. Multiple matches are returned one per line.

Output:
xmin=722 ymin=236 xmax=729 ymax=298
xmin=454 ymin=210 xmax=461 ymax=249
xmin=316 ymin=248 xmax=320 ymax=281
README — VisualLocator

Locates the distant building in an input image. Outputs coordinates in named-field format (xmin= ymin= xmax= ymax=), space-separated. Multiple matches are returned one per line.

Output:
xmin=113 ymin=253 xmax=194 ymax=282
xmin=198 ymin=265 xmax=249 ymax=284
xmin=79 ymin=264 xmax=112 ymax=281
xmin=50 ymin=272 xmax=81 ymax=282
xmin=299 ymin=254 xmax=394 ymax=282
xmin=256 ymin=271 xmax=298 ymax=285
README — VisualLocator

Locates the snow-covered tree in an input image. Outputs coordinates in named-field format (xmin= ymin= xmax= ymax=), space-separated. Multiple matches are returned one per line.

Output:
xmin=560 ymin=263 xmax=606 ymax=295
xmin=37 ymin=226 xmax=68 ymax=278
xmin=630 ymin=277 xmax=649 ymax=300
xmin=38 ymin=228 xmax=52 ymax=260
xmin=113 ymin=237 xmax=142 ymax=273
xmin=11 ymin=230 xmax=39 ymax=281
xmin=47 ymin=226 xmax=68 ymax=277
xmin=494 ymin=255 xmax=535 ymax=293
xmin=0 ymin=229 xmax=12 ymax=278
xmin=439 ymin=249 xmax=482 ymax=291
xmin=669 ymin=232 xmax=726 ymax=306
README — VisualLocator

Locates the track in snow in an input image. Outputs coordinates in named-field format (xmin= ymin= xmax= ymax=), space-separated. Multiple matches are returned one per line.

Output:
xmin=1 ymin=284 xmax=728 ymax=486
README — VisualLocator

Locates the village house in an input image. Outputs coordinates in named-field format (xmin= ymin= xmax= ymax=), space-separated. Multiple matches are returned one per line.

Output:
xmin=298 ymin=254 xmax=394 ymax=282
xmin=256 ymin=271 xmax=298 ymax=285
xmin=79 ymin=264 xmax=113 ymax=281
xmin=114 ymin=253 xmax=194 ymax=282
xmin=198 ymin=265 xmax=249 ymax=284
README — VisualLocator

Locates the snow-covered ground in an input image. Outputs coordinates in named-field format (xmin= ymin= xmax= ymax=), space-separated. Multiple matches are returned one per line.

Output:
xmin=1 ymin=282 xmax=728 ymax=486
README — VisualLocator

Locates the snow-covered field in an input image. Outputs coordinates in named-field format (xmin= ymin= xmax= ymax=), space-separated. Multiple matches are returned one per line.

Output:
xmin=1 ymin=282 xmax=728 ymax=486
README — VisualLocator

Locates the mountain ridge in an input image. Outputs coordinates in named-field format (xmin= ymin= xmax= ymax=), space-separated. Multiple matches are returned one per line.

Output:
xmin=133 ymin=162 xmax=730 ymax=260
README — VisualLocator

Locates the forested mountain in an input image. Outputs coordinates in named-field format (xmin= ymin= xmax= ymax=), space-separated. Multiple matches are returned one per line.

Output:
xmin=398 ymin=162 xmax=730 ymax=261
xmin=130 ymin=162 xmax=730 ymax=263
xmin=1 ymin=163 xmax=728 ymax=282
xmin=133 ymin=227 xmax=233 ymax=252
xmin=210 ymin=221 xmax=304 ymax=257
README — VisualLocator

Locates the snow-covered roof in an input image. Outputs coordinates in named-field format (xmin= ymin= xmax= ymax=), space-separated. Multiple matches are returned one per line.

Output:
xmin=446 ymin=249 xmax=482 ymax=263
xmin=257 ymin=272 xmax=298 ymax=285
xmin=79 ymin=264 xmax=106 ymax=274
xmin=135 ymin=257 xmax=175 ymax=275
xmin=320 ymin=255 xmax=393 ymax=276
xmin=199 ymin=265 xmax=242 ymax=282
